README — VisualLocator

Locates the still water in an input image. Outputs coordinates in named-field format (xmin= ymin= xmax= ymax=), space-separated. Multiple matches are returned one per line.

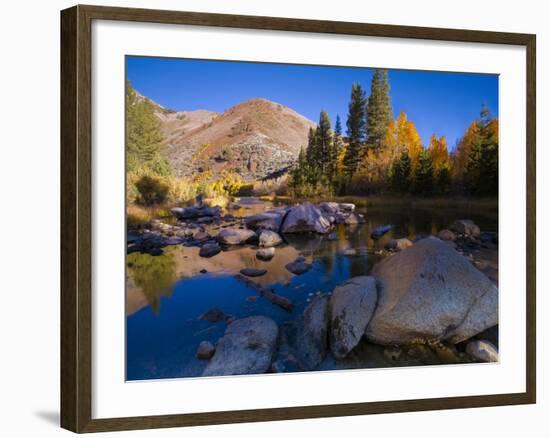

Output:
xmin=126 ymin=202 xmax=497 ymax=380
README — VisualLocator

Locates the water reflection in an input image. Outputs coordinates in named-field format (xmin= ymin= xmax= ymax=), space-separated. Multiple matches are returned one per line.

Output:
xmin=126 ymin=203 xmax=497 ymax=380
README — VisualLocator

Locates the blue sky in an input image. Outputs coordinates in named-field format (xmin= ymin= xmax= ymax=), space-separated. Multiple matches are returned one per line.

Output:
xmin=126 ymin=56 xmax=498 ymax=149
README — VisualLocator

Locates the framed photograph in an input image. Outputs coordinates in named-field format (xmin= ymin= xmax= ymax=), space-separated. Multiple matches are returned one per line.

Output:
xmin=60 ymin=4 xmax=536 ymax=433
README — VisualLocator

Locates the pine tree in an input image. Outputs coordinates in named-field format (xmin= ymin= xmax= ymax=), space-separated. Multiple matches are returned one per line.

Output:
xmin=414 ymin=149 xmax=434 ymax=195
xmin=334 ymin=115 xmax=342 ymax=136
xmin=366 ymin=69 xmax=393 ymax=151
xmin=435 ymin=163 xmax=451 ymax=194
xmin=126 ymin=80 xmax=171 ymax=176
xmin=344 ymin=83 xmax=367 ymax=178
xmin=465 ymin=106 xmax=498 ymax=195
xmin=390 ymin=149 xmax=412 ymax=192
xmin=316 ymin=110 xmax=333 ymax=174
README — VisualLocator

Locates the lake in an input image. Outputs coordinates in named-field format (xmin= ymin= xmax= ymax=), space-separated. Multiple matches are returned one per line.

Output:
xmin=126 ymin=200 xmax=498 ymax=380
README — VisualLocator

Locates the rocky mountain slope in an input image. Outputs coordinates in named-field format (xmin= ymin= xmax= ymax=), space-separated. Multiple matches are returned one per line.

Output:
xmin=138 ymin=91 xmax=316 ymax=180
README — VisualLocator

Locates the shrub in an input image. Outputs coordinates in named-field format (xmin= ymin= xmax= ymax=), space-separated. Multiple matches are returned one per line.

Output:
xmin=135 ymin=174 xmax=170 ymax=205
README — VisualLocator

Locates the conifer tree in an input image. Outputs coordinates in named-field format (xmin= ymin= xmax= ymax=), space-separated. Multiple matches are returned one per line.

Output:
xmin=344 ymin=83 xmax=367 ymax=178
xmin=390 ymin=149 xmax=412 ymax=192
xmin=414 ymin=149 xmax=434 ymax=195
xmin=316 ymin=110 xmax=333 ymax=174
xmin=126 ymin=80 xmax=171 ymax=176
xmin=366 ymin=69 xmax=393 ymax=150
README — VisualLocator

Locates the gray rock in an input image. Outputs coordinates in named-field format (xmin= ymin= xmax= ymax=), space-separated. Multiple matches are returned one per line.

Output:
xmin=196 ymin=341 xmax=215 ymax=360
xmin=366 ymin=237 xmax=498 ymax=345
xmin=466 ymin=340 xmax=498 ymax=362
xmin=344 ymin=212 xmax=366 ymax=224
xmin=199 ymin=242 xmax=221 ymax=258
xmin=240 ymin=268 xmax=267 ymax=277
xmin=256 ymin=247 xmax=275 ymax=261
xmin=244 ymin=209 xmax=287 ymax=231
xmin=371 ymin=224 xmax=394 ymax=239
xmin=281 ymin=202 xmax=331 ymax=234
xmin=385 ymin=238 xmax=413 ymax=251
xmin=286 ymin=259 xmax=312 ymax=275
xmin=339 ymin=203 xmax=356 ymax=212
xmin=330 ymin=276 xmax=378 ymax=359
xmin=259 ymin=230 xmax=283 ymax=247
xmin=319 ymin=202 xmax=340 ymax=215
xmin=437 ymin=229 xmax=456 ymax=241
xmin=288 ymin=296 xmax=330 ymax=370
xmin=171 ymin=205 xmax=220 ymax=220
xmin=202 ymin=316 xmax=279 ymax=376
xmin=450 ymin=220 xmax=481 ymax=237
xmin=216 ymin=228 xmax=256 ymax=245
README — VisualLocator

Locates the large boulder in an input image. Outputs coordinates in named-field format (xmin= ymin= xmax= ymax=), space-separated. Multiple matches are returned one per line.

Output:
xmin=288 ymin=296 xmax=330 ymax=370
xmin=258 ymin=230 xmax=283 ymax=247
xmin=330 ymin=276 xmax=378 ymax=359
xmin=385 ymin=238 xmax=413 ymax=251
xmin=466 ymin=340 xmax=498 ymax=362
xmin=366 ymin=237 xmax=498 ymax=345
xmin=216 ymin=228 xmax=256 ymax=245
xmin=202 ymin=316 xmax=278 ymax=376
xmin=450 ymin=220 xmax=481 ymax=237
xmin=281 ymin=202 xmax=331 ymax=234
xmin=244 ymin=209 xmax=287 ymax=232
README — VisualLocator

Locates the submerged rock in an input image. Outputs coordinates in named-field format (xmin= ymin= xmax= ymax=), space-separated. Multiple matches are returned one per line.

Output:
xmin=202 ymin=316 xmax=279 ymax=376
xmin=330 ymin=276 xmax=378 ymax=359
xmin=216 ymin=228 xmax=256 ymax=245
xmin=371 ymin=224 xmax=394 ymax=239
xmin=199 ymin=308 xmax=228 ymax=323
xmin=285 ymin=259 xmax=313 ymax=275
xmin=366 ymin=237 xmax=498 ymax=345
xmin=240 ymin=268 xmax=267 ymax=277
xmin=466 ymin=340 xmax=498 ymax=362
xmin=281 ymin=202 xmax=331 ymax=234
xmin=450 ymin=220 xmax=481 ymax=237
xmin=196 ymin=341 xmax=216 ymax=360
xmin=256 ymin=247 xmax=275 ymax=261
xmin=199 ymin=242 xmax=221 ymax=258
xmin=258 ymin=230 xmax=283 ymax=247
xmin=385 ymin=238 xmax=413 ymax=251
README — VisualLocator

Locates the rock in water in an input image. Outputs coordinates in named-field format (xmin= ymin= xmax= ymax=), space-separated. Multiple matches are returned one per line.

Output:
xmin=466 ymin=340 xmax=499 ymax=362
xmin=330 ymin=276 xmax=378 ymax=359
xmin=286 ymin=259 xmax=312 ymax=275
xmin=371 ymin=224 xmax=394 ymax=239
xmin=291 ymin=296 xmax=330 ymax=370
xmin=281 ymin=202 xmax=331 ymax=234
xmin=259 ymin=230 xmax=283 ymax=247
xmin=344 ymin=212 xmax=366 ymax=225
xmin=202 ymin=316 xmax=278 ymax=376
xmin=437 ymin=229 xmax=456 ymax=241
xmin=385 ymin=238 xmax=413 ymax=251
xmin=216 ymin=228 xmax=256 ymax=245
xmin=244 ymin=209 xmax=287 ymax=231
xmin=256 ymin=247 xmax=275 ymax=261
xmin=366 ymin=237 xmax=498 ymax=345
xmin=196 ymin=341 xmax=215 ymax=360
xmin=171 ymin=205 xmax=221 ymax=220
xmin=450 ymin=219 xmax=481 ymax=237
xmin=319 ymin=202 xmax=340 ymax=215
xmin=199 ymin=242 xmax=221 ymax=258
xmin=240 ymin=268 xmax=267 ymax=277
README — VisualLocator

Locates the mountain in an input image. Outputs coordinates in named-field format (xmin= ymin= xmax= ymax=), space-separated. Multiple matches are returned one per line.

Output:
xmin=140 ymin=94 xmax=316 ymax=180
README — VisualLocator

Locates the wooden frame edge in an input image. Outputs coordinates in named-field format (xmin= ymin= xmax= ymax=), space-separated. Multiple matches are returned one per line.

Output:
xmin=60 ymin=4 xmax=537 ymax=433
